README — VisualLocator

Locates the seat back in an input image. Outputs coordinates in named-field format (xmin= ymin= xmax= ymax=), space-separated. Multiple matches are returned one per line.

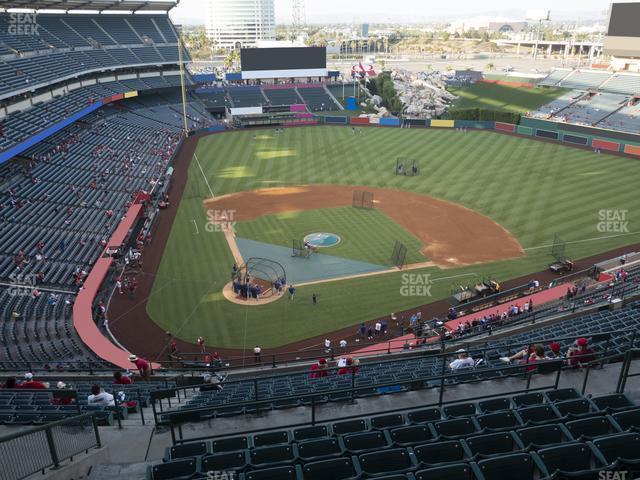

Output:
xmin=211 ymin=436 xmax=248 ymax=453
xmin=408 ymin=408 xmax=441 ymax=423
xmin=201 ymin=451 xmax=246 ymax=471
xmin=517 ymin=405 xmax=558 ymax=424
xmin=435 ymin=418 xmax=477 ymax=437
xmin=298 ymin=438 xmax=341 ymax=460
xmin=478 ymin=398 xmax=512 ymax=413
xmin=592 ymin=433 xmax=640 ymax=463
xmin=244 ymin=465 xmax=297 ymax=480
xmin=591 ymin=394 xmax=635 ymax=411
xmin=512 ymin=393 xmax=544 ymax=407
xmin=250 ymin=445 xmax=294 ymax=465
xmin=536 ymin=443 xmax=594 ymax=473
xmin=293 ymin=425 xmax=328 ymax=441
xmin=333 ymin=418 xmax=367 ymax=435
xmin=414 ymin=440 xmax=465 ymax=465
xmin=343 ymin=431 xmax=388 ymax=452
xmin=151 ymin=459 xmax=197 ymax=480
xmin=465 ymin=432 xmax=517 ymax=457
xmin=169 ymin=441 xmax=207 ymax=460
xmin=302 ymin=457 xmax=358 ymax=480
xmin=371 ymin=413 xmax=404 ymax=429
xmin=415 ymin=463 xmax=474 ymax=480
xmin=390 ymin=425 xmax=435 ymax=446
xmin=514 ymin=424 xmax=566 ymax=448
xmin=477 ymin=453 xmax=535 ymax=480
xmin=565 ymin=417 xmax=618 ymax=440
xmin=612 ymin=408 xmax=640 ymax=431
xmin=545 ymin=388 xmax=580 ymax=403
xmin=253 ymin=430 xmax=289 ymax=447
xmin=444 ymin=403 xmax=476 ymax=418
xmin=477 ymin=411 xmax=520 ymax=430
xmin=359 ymin=448 xmax=413 ymax=474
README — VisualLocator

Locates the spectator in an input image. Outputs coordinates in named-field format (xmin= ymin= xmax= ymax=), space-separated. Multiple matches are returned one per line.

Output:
xmin=449 ymin=349 xmax=475 ymax=370
xmin=18 ymin=372 xmax=47 ymax=389
xmin=253 ymin=345 xmax=262 ymax=363
xmin=339 ymin=339 xmax=347 ymax=349
xmin=359 ymin=323 xmax=366 ymax=337
xmin=567 ymin=338 xmax=596 ymax=367
xmin=500 ymin=344 xmax=547 ymax=372
xmin=548 ymin=342 xmax=563 ymax=359
xmin=87 ymin=384 xmax=115 ymax=406
xmin=310 ymin=358 xmax=328 ymax=379
xmin=113 ymin=371 xmax=133 ymax=385
xmin=324 ymin=338 xmax=331 ymax=353
xmin=197 ymin=336 xmax=206 ymax=353
xmin=128 ymin=355 xmax=150 ymax=381
xmin=337 ymin=357 xmax=360 ymax=375
xmin=374 ymin=321 xmax=382 ymax=335
xmin=51 ymin=382 xmax=75 ymax=405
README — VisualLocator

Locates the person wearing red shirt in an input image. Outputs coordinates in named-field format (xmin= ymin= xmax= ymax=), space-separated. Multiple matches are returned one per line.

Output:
xmin=567 ymin=338 xmax=596 ymax=367
xmin=337 ymin=357 xmax=360 ymax=375
xmin=113 ymin=371 xmax=133 ymax=385
xmin=310 ymin=358 xmax=328 ymax=379
xmin=128 ymin=355 xmax=150 ymax=381
xmin=18 ymin=372 xmax=46 ymax=389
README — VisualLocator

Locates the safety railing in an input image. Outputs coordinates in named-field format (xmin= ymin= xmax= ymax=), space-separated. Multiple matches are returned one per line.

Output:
xmin=150 ymin=329 xmax=638 ymax=427
xmin=0 ymin=413 xmax=101 ymax=480
xmin=165 ymin=348 xmax=640 ymax=445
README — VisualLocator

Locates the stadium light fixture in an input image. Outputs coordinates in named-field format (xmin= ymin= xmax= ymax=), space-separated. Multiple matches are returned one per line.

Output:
xmin=526 ymin=10 xmax=551 ymax=61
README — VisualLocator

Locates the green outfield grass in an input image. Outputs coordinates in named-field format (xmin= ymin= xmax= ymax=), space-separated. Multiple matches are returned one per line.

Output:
xmin=146 ymin=126 xmax=640 ymax=349
xmin=235 ymin=206 xmax=426 ymax=267
xmin=448 ymin=82 xmax=567 ymax=113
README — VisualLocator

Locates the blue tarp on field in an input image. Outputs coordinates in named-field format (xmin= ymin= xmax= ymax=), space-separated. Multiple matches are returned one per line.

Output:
xmin=235 ymin=237 xmax=387 ymax=285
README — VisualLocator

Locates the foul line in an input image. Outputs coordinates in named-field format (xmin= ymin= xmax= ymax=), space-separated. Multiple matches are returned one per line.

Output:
xmin=194 ymin=152 xmax=215 ymax=198
xmin=524 ymin=231 xmax=640 ymax=251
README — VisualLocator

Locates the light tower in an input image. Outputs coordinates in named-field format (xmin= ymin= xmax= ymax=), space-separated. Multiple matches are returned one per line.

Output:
xmin=292 ymin=0 xmax=306 ymax=42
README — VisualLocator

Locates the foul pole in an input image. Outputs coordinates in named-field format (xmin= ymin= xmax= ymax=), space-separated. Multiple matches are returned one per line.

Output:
xmin=178 ymin=34 xmax=189 ymax=136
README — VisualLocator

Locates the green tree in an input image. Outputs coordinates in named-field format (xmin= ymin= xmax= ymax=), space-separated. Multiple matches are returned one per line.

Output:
xmin=223 ymin=50 xmax=240 ymax=70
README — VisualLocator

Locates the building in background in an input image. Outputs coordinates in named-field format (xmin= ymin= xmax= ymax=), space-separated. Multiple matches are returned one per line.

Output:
xmin=206 ymin=0 xmax=275 ymax=50
xmin=604 ymin=2 xmax=640 ymax=71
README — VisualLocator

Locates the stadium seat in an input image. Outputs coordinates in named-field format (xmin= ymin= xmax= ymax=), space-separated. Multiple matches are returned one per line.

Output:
xmin=413 ymin=440 xmax=467 ymax=466
xmin=514 ymin=424 xmax=572 ymax=449
xmin=201 ymin=451 xmax=248 ymax=472
xmin=241 ymin=465 xmax=297 ymax=480
xmin=297 ymin=437 xmax=342 ymax=461
xmin=516 ymin=405 xmax=561 ymax=425
xmin=478 ymin=397 xmax=512 ymax=413
xmin=589 ymin=394 xmax=636 ymax=412
xmin=249 ymin=445 xmax=296 ymax=468
xmin=610 ymin=408 xmax=640 ymax=432
xmin=358 ymin=448 xmax=416 ymax=475
xmin=590 ymin=433 xmax=640 ymax=470
xmin=434 ymin=418 xmax=480 ymax=438
xmin=476 ymin=453 xmax=538 ymax=480
xmin=292 ymin=425 xmax=328 ymax=441
xmin=545 ymin=388 xmax=582 ymax=403
xmin=463 ymin=432 xmax=521 ymax=458
xmin=332 ymin=419 xmax=367 ymax=435
xmin=211 ymin=436 xmax=249 ymax=453
xmin=512 ymin=393 xmax=545 ymax=408
xmin=565 ymin=417 xmax=621 ymax=440
xmin=553 ymin=399 xmax=598 ymax=419
xmin=532 ymin=443 xmax=609 ymax=479
xmin=407 ymin=408 xmax=441 ymax=424
xmin=476 ymin=411 xmax=522 ymax=431
xmin=150 ymin=459 xmax=197 ymax=480
xmin=414 ymin=463 xmax=475 ymax=480
xmin=252 ymin=431 xmax=289 ymax=447
xmin=389 ymin=425 xmax=437 ymax=446
xmin=371 ymin=413 xmax=404 ymax=429
xmin=166 ymin=441 xmax=207 ymax=461
xmin=342 ymin=431 xmax=389 ymax=453
xmin=444 ymin=403 xmax=477 ymax=418
xmin=301 ymin=457 xmax=361 ymax=480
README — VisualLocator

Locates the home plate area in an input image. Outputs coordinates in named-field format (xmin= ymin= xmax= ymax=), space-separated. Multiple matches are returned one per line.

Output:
xmin=234 ymin=237 xmax=387 ymax=285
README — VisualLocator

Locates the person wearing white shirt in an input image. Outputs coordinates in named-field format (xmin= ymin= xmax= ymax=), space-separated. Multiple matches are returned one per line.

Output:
xmin=87 ymin=385 xmax=115 ymax=406
xmin=449 ymin=349 xmax=476 ymax=370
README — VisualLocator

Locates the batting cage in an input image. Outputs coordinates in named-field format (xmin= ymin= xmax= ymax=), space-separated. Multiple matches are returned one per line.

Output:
xmin=233 ymin=257 xmax=286 ymax=299
xmin=292 ymin=239 xmax=313 ymax=258
xmin=352 ymin=190 xmax=374 ymax=209
xmin=391 ymin=240 xmax=408 ymax=269
xmin=396 ymin=157 xmax=419 ymax=176
xmin=551 ymin=234 xmax=567 ymax=262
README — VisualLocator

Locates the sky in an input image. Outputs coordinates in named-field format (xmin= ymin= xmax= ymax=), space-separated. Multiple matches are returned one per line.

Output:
xmin=170 ymin=0 xmax=617 ymax=25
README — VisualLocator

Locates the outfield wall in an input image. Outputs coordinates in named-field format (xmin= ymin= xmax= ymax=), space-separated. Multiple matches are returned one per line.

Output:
xmin=311 ymin=114 xmax=640 ymax=157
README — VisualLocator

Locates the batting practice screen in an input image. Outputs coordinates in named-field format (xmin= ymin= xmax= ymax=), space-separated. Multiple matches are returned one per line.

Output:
xmin=352 ymin=191 xmax=374 ymax=209
xmin=240 ymin=47 xmax=327 ymax=71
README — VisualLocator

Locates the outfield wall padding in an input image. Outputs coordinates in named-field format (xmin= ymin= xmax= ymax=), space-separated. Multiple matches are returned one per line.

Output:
xmin=350 ymin=117 xmax=370 ymax=125
xmin=516 ymin=126 xmax=533 ymax=135
xmin=379 ymin=117 xmax=400 ymax=126
xmin=455 ymin=120 xmax=495 ymax=129
xmin=404 ymin=119 xmax=427 ymax=127
xmin=562 ymin=134 xmax=589 ymax=145
xmin=430 ymin=119 xmax=455 ymax=128
xmin=324 ymin=116 xmax=348 ymax=124
xmin=495 ymin=122 xmax=516 ymax=133
xmin=624 ymin=144 xmax=640 ymax=156
xmin=536 ymin=129 xmax=559 ymax=140
xmin=592 ymin=138 xmax=620 ymax=152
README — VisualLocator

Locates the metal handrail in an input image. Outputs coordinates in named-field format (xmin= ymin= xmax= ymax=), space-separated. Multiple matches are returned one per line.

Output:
xmin=153 ymin=334 xmax=638 ymax=427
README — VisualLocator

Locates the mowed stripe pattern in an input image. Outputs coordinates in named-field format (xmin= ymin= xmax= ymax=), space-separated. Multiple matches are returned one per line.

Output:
xmin=145 ymin=127 xmax=640 ymax=349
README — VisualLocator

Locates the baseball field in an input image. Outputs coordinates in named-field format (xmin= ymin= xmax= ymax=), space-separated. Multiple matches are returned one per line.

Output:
xmin=143 ymin=126 xmax=640 ymax=350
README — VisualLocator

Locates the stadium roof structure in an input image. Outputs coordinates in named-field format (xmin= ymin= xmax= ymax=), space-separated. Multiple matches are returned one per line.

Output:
xmin=0 ymin=0 xmax=179 ymax=12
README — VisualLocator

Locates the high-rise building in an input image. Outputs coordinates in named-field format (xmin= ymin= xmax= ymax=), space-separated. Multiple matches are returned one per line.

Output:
xmin=206 ymin=0 xmax=276 ymax=50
